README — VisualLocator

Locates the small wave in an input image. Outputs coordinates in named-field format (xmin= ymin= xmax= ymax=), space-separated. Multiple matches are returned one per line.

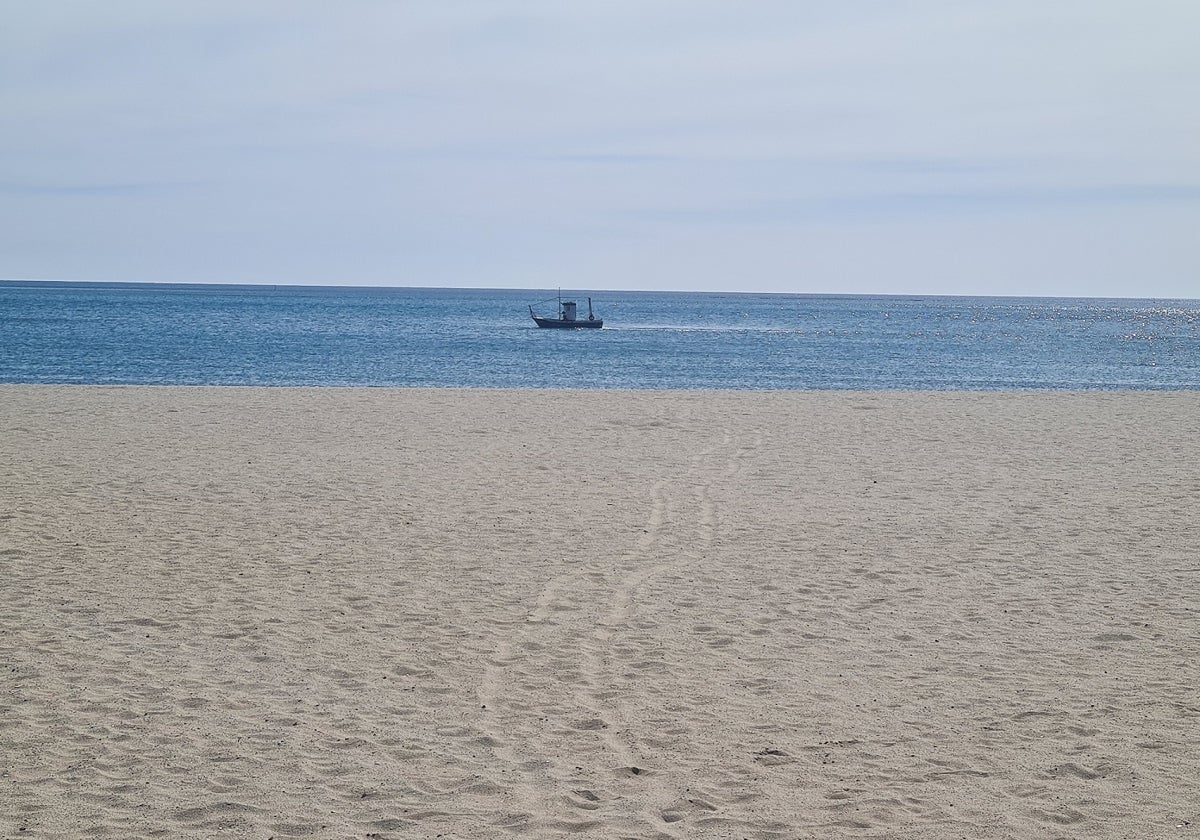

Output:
xmin=610 ymin=325 xmax=807 ymax=335
xmin=1120 ymin=333 xmax=1163 ymax=341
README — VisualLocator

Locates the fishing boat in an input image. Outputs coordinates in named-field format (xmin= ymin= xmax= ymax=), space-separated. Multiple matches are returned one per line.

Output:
xmin=529 ymin=292 xmax=603 ymax=329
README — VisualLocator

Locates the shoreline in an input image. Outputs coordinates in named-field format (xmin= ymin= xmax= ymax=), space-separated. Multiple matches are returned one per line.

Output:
xmin=7 ymin=382 xmax=1200 ymax=392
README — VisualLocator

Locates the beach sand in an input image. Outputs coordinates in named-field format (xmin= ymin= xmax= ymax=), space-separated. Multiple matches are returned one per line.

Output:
xmin=2 ymin=385 xmax=1198 ymax=839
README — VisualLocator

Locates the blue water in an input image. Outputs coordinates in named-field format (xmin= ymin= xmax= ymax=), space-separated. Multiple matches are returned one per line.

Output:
xmin=2 ymin=282 xmax=1198 ymax=389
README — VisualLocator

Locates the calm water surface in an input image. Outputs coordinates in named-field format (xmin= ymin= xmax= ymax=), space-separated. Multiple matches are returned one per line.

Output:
xmin=1 ymin=282 xmax=1197 ymax=389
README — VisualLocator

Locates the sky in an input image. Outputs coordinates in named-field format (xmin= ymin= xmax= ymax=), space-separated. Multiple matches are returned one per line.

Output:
xmin=2 ymin=1 xmax=1198 ymax=297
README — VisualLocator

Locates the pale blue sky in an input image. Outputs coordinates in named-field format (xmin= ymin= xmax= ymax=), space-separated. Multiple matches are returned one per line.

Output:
xmin=2 ymin=1 xmax=1197 ymax=297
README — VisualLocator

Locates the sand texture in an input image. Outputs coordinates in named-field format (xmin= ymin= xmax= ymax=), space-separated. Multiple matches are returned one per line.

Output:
xmin=2 ymin=386 xmax=1198 ymax=839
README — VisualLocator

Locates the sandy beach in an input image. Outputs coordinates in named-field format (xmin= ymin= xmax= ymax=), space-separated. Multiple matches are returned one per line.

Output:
xmin=2 ymin=385 xmax=1198 ymax=839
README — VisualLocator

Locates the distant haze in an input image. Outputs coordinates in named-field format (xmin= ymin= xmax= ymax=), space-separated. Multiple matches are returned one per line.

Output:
xmin=3 ymin=2 xmax=1198 ymax=297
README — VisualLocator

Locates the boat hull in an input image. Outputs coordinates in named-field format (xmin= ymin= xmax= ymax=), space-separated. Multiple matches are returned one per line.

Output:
xmin=531 ymin=316 xmax=603 ymax=329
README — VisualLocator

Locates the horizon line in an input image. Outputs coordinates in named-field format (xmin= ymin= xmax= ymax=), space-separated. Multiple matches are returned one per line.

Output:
xmin=2 ymin=277 xmax=1198 ymax=305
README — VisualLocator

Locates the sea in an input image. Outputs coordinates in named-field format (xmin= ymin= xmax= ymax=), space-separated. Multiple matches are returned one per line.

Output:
xmin=1 ymin=281 xmax=1198 ymax=390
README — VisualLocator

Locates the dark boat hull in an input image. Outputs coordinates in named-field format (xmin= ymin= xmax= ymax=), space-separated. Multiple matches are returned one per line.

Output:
xmin=531 ymin=315 xmax=603 ymax=329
